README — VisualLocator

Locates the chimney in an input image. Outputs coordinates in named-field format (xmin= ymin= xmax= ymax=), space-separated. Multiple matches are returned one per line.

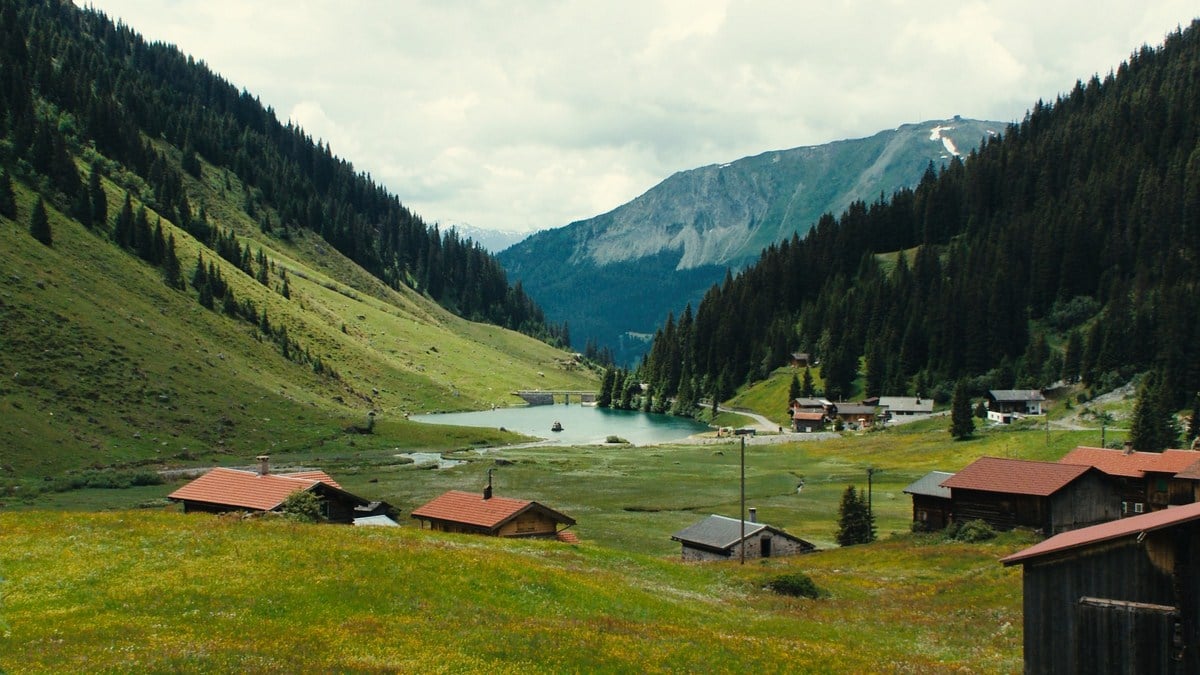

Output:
xmin=483 ymin=468 xmax=493 ymax=500
xmin=1124 ymin=440 xmax=1134 ymax=455
xmin=256 ymin=455 xmax=270 ymax=475
xmin=748 ymin=507 xmax=757 ymax=523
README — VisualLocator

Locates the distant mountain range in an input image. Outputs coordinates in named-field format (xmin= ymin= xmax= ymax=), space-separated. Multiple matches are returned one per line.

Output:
xmin=445 ymin=223 xmax=529 ymax=253
xmin=498 ymin=117 xmax=1006 ymax=363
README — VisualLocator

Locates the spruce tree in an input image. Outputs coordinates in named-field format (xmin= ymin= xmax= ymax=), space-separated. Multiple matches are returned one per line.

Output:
xmin=29 ymin=197 xmax=51 ymax=246
xmin=835 ymin=486 xmax=875 ymax=546
xmin=788 ymin=373 xmax=801 ymax=408
xmin=88 ymin=163 xmax=107 ymax=228
xmin=950 ymin=379 xmax=975 ymax=439
xmin=801 ymin=366 xmax=815 ymax=397
xmin=0 ymin=170 xmax=16 ymax=219
xmin=1130 ymin=371 xmax=1180 ymax=452
xmin=162 ymin=233 xmax=183 ymax=289
xmin=597 ymin=368 xmax=615 ymax=408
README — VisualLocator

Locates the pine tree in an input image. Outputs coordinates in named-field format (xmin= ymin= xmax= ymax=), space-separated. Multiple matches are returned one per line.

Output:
xmin=801 ymin=366 xmax=815 ymax=397
xmin=29 ymin=197 xmax=51 ymax=246
xmin=88 ymin=163 xmax=107 ymax=229
xmin=950 ymin=379 xmax=975 ymax=439
xmin=788 ymin=373 xmax=801 ymax=409
xmin=1130 ymin=371 xmax=1181 ymax=452
xmin=0 ymin=170 xmax=16 ymax=219
xmin=835 ymin=486 xmax=875 ymax=546
xmin=162 ymin=233 xmax=183 ymax=289
xmin=597 ymin=368 xmax=615 ymax=408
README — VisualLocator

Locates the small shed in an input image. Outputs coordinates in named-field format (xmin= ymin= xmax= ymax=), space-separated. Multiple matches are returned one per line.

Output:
xmin=791 ymin=411 xmax=826 ymax=433
xmin=411 ymin=489 xmax=575 ymax=539
xmin=941 ymin=457 xmax=1119 ymax=534
xmin=1001 ymin=501 xmax=1200 ymax=674
xmin=671 ymin=511 xmax=815 ymax=562
xmin=903 ymin=470 xmax=954 ymax=530
xmin=167 ymin=458 xmax=393 ymax=523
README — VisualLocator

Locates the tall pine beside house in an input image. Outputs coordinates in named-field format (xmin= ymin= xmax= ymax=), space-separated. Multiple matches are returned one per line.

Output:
xmin=950 ymin=380 xmax=974 ymax=440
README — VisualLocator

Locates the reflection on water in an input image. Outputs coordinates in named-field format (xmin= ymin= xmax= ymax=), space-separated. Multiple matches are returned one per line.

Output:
xmin=412 ymin=404 xmax=710 ymax=446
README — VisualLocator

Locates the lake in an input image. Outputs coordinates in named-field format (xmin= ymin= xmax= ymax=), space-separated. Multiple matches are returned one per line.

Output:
xmin=412 ymin=405 xmax=710 ymax=445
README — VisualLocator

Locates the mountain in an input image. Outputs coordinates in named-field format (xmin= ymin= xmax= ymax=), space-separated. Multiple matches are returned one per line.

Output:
xmin=0 ymin=0 xmax=594 ymax=484
xmin=639 ymin=20 xmax=1200 ymax=411
xmin=445 ymin=223 xmax=530 ymax=253
xmin=499 ymin=118 xmax=1005 ymax=364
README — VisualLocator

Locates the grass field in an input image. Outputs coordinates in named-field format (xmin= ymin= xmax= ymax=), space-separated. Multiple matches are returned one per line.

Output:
xmin=0 ymin=510 xmax=1028 ymax=672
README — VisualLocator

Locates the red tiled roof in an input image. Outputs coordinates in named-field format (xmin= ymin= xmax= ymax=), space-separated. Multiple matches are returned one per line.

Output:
xmin=556 ymin=530 xmax=581 ymax=544
xmin=167 ymin=467 xmax=326 ymax=511
xmin=1002 ymin=501 xmax=1200 ymax=566
xmin=411 ymin=490 xmax=536 ymax=529
xmin=281 ymin=470 xmax=342 ymax=489
xmin=940 ymin=457 xmax=1091 ymax=496
xmin=1176 ymin=459 xmax=1200 ymax=480
xmin=1059 ymin=446 xmax=1200 ymax=478
xmin=792 ymin=412 xmax=825 ymax=421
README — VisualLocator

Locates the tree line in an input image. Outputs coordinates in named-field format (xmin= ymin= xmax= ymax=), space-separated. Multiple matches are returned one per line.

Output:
xmin=0 ymin=0 xmax=565 ymax=345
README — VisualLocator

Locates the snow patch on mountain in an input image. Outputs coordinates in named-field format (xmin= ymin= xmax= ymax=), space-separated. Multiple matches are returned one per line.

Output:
xmin=930 ymin=125 xmax=961 ymax=157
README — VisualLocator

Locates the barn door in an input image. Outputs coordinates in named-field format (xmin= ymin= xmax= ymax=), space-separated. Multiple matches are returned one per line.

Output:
xmin=1075 ymin=597 xmax=1180 ymax=674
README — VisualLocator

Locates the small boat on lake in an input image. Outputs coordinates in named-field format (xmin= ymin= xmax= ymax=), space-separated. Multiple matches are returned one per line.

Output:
xmin=551 ymin=421 xmax=564 ymax=432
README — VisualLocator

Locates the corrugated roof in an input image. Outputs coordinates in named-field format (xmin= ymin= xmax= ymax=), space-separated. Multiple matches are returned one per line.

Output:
xmin=941 ymin=457 xmax=1091 ymax=496
xmin=1059 ymin=446 xmax=1200 ymax=478
xmin=988 ymin=389 xmax=1046 ymax=402
xmin=878 ymin=397 xmax=935 ymax=413
xmin=671 ymin=514 xmax=768 ymax=549
xmin=410 ymin=490 xmax=574 ymax=529
xmin=833 ymin=404 xmax=877 ymax=415
xmin=1001 ymin=501 xmax=1200 ymax=566
xmin=167 ymin=467 xmax=326 ymax=511
xmin=903 ymin=470 xmax=954 ymax=499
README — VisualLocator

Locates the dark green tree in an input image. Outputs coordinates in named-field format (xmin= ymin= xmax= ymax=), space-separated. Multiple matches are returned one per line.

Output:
xmin=950 ymin=379 xmax=975 ymax=439
xmin=29 ymin=198 xmax=51 ymax=246
xmin=162 ymin=233 xmax=183 ymax=289
xmin=88 ymin=163 xmax=107 ymax=229
xmin=0 ymin=170 xmax=15 ymax=219
xmin=1189 ymin=392 xmax=1200 ymax=445
xmin=835 ymin=486 xmax=875 ymax=546
xmin=801 ymin=366 xmax=815 ymax=398
xmin=788 ymin=373 xmax=801 ymax=408
xmin=597 ymin=368 xmax=616 ymax=408
xmin=1129 ymin=371 xmax=1181 ymax=452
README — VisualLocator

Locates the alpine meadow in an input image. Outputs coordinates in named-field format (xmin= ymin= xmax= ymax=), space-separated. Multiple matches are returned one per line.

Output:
xmin=4 ymin=1 xmax=1200 ymax=672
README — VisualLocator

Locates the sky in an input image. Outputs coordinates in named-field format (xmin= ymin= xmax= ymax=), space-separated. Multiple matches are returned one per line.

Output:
xmin=85 ymin=1 xmax=1197 ymax=234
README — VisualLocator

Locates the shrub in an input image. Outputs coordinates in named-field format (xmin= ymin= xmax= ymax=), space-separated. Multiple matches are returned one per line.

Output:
xmin=946 ymin=519 xmax=996 ymax=543
xmin=766 ymin=572 xmax=822 ymax=598
xmin=605 ymin=436 xmax=628 ymax=444
xmin=279 ymin=490 xmax=324 ymax=522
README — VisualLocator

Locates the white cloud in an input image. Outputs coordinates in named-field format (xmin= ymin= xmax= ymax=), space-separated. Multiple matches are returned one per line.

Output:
xmin=87 ymin=0 xmax=1199 ymax=232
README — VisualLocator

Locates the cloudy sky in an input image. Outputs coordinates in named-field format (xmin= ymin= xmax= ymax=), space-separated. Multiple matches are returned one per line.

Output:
xmin=86 ymin=1 xmax=1196 ymax=234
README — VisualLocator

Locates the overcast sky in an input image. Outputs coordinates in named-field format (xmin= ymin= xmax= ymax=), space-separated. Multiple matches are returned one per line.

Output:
xmin=85 ymin=1 xmax=1196 ymax=234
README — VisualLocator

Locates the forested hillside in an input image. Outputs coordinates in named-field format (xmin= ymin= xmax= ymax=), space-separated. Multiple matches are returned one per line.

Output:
xmin=642 ymin=21 xmax=1200 ymax=410
xmin=0 ymin=0 xmax=562 ymax=342
xmin=0 ymin=0 xmax=592 ymax=484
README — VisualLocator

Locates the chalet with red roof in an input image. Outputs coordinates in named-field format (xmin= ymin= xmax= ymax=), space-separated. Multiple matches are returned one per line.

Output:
xmin=411 ymin=482 xmax=576 ymax=540
xmin=1059 ymin=444 xmax=1200 ymax=515
xmin=168 ymin=455 xmax=394 ymax=524
xmin=1002 ymin=501 xmax=1200 ymax=673
xmin=940 ymin=456 xmax=1118 ymax=534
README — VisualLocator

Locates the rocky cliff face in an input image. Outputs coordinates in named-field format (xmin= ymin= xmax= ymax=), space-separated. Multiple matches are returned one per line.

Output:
xmin=500 ymin=117 xmax=1006 ymax=363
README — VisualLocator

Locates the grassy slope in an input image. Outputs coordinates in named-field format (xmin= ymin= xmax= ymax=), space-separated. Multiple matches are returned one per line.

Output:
xmin=0 ymin=510 xmax=1026 ymax=672
xmin=0 ymin=156 xmax=595 ymax=484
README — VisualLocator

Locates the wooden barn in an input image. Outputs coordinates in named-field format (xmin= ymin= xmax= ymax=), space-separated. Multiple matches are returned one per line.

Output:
xmin=1001 ymin=501 xmax=1200 ymax=673
xmin=410 ymin=488 xmax=576 ymax=540
xmin=671 ymin=510 xmax=816 ymax=562
xmin=167 ymin=456 xmax=393 ymax=523
xmin=902 ymin=470 xmax=954 ymax=531
xmin=1059 ymin=445 xmax=1200 ymax=515
xmin=941 ymin=457 xmax=1119 ymax=534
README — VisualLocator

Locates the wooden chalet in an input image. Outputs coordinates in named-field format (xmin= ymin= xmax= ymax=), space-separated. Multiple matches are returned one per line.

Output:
xmin=1059 ymin=445 xmax=1200 ymax=515
xmin=941 ymin=457 xmax=1119 ymax=534
xmin=986 ymin=389 xmax=1045 ymax=422
xmin=671 ymin=510 xmax=815 ymax=562
xmin=791 ymin=410 xmax=826 ymax=432
xmin=878 ymin=396 xmax=934 ymax=418
xmin=902 ymin=470 xmax=954 ymax=531
xmin=828 ymin=402 xmax=878 ymax=429
xmin=410 ymin=488 xmax=576 ymax=539
xmin=168 ymin=456 xmax=393 ymax=523
xmin=789 ymin=352 xmax=811 ymax=368
xmin=1002 ymin=501 xmax=1200 ymax=673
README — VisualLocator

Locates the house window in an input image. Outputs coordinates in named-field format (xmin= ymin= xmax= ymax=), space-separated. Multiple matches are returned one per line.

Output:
xmin=1121 ymin=501 xmax=1128 ymax=514
xmin=1133 ymin=503 xmax=1145 ymax=513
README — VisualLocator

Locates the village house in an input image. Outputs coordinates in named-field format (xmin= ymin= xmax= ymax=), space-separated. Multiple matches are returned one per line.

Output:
xmin=167 ymin=455 xmax=394 ymax=523
xmin=902 ymin=470 xmax=954 ymax=531
xmin=878 ymin=396 xmax=934 ymax=419
xmin=410 ymin=482 xmax=577 ymax=541
xmin=791 ymin=410 xmax=826 ymax=433
xmin=985 ymin=389 xmax=1046 ymax=422
xmin=828 ymin=402 xmax=879 ymax=429
xmin=940 ymin=456 xmax=1119 ymax=534
xmin=1001 ymin=501 xmax=1200 ymax=673
xmin=1059 ymin=445 xmax=1200 ymax=515
xmin=671 ymin=509 xmax=815 ymax=562
xmin=789 ymin=352 xmax=811 ymax=368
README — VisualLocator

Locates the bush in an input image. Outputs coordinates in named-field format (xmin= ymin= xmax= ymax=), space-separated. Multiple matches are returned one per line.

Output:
xmin=766 ymin=572 xmax=822 ymax=598
xmin=605 ymin=436 xmax=628 ymax=444
xmin=279 ymin=490 xmax=324 ymax=522
xmin=945 ymin=519 xmax=996 ymax=543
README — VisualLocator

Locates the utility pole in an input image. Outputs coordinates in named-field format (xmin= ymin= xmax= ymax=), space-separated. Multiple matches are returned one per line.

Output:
xmin=740 ymin=436 xmax=746 ymax=565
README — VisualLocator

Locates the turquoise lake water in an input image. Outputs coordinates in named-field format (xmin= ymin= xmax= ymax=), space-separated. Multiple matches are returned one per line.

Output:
xmin=411 ymin=405 xmax=710 ymax=445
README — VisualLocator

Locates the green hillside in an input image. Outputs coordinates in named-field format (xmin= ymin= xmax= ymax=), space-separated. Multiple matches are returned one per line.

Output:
xmin=0 ymin=0 xmax=596 ymax=488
